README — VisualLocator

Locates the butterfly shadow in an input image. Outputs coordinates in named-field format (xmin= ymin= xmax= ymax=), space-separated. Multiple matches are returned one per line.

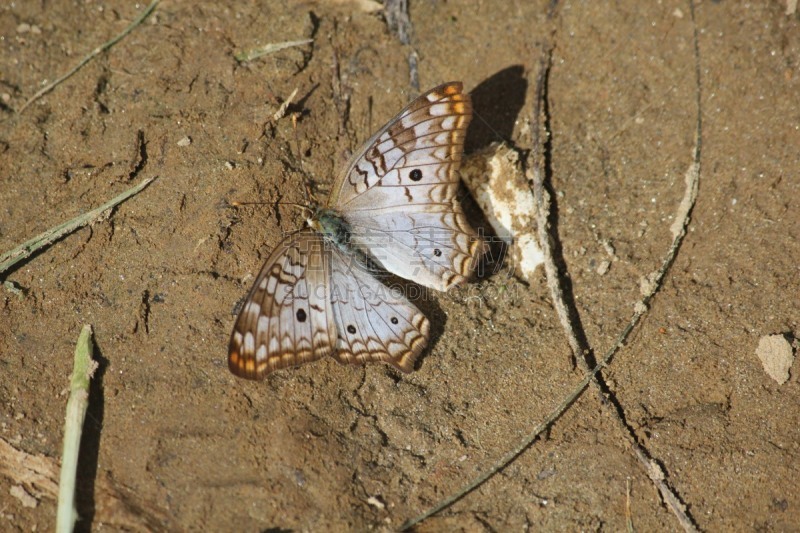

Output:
xmin=457 ymin=66 xmax=529 ymax=285
xmin=465 ymin=65 xmax=528 ymax=153
xmin=407 ymin=285 xmax=448 ymax=373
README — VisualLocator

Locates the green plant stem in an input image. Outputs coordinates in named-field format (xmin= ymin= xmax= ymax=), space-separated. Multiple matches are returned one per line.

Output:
xmin=56 ymin=325 xmax=96 ymax=533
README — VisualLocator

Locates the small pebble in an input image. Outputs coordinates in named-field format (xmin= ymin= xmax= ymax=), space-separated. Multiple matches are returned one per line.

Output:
xmin=756 ymin=334 xmax=795 ymax=385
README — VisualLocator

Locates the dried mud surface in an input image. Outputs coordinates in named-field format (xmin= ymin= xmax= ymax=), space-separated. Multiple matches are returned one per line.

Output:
xmin=1 ymin=1 xmax=798 ymax=531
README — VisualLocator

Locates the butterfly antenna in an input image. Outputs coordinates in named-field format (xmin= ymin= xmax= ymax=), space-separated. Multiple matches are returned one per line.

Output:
xmin=229 ymin=199 xmax=309 ymax=213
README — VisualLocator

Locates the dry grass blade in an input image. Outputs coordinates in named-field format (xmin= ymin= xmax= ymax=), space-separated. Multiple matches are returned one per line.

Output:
xmin=234 ymin=39 xmax=313 ymax=63
xmin=272 ymin=88 xmax=299 ymax=121
xmin=0 ymin=176 xmax=157 ymax=277
xmin=17 ymin=1 xmax=160 ymax=114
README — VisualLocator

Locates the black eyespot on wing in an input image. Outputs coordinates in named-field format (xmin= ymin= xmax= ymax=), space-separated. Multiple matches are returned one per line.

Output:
xmin=390 ymin=317 xmax=399 ymax=325
xmin=409 ymin=169 xmax=423 ymax=181
xmin=296 ymin=309 xmax=307 ymax=322
xmin=347 ymin=324 xmax=357 ymax=334
xmin=433 ymin=248 xmax=442 ymax=257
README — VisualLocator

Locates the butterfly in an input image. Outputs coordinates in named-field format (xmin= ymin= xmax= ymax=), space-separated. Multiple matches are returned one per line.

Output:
xmin=228 ymin=82 xmax=483 ymax=379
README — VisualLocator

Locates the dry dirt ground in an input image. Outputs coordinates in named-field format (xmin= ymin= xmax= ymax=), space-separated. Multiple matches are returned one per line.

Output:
xmin=1 ymin=1 xmax=799 ymax=531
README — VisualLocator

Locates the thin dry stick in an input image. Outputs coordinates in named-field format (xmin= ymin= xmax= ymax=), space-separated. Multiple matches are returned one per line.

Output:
xmin=402 ymin=1 xmax=704 ymax=527
xmin=383 ymin=0 xmax=419 ymax=92
xmin=0 ymin=176 xmax=157 ymax=276
xmin=17 ymin=0 xmax=160 ymax=114
xmin=532 ymin=48 xmax=700 ymax=530
xmin=530 ymin=41 xmax=700 ymax=529
xmin=402 ymin=100 xmax=700 ymax=533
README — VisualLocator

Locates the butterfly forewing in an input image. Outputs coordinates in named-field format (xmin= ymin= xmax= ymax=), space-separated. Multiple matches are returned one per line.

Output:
xmin=229 ymin=231 xmax=337 ymax=379
xmin=327 ymin=247 xmax=430 ymax=372
xmin=328 ymin=82 xmax=471 ymax=208
xmin=328 ymin=82 xmax=483 ymax=291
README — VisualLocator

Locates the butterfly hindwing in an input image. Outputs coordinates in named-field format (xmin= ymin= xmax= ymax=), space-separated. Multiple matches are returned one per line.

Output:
xmin=346 ymin=205 xmax=482 ymax=292
xmin=327 ymin=246 xmax=430 ymax=373
xmin=228 ymin=231 xmax=337 ymax=379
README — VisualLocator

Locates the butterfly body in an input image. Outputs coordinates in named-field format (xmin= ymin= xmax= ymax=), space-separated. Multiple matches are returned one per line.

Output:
xmin=309 ymin=208 xmax=352 ymax=250
xmin=229 ymin=82 xmax=482 ymax=380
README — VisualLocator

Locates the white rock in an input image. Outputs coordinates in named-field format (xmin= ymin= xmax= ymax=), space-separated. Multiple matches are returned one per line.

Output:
xmin=460 ymin=142 xmax=544 ymax=281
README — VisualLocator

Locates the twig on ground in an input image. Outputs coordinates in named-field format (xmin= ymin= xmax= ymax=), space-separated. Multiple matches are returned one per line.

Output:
xmin=0 ymin=176 xmax=157 ymax=276
xmin=383 ymin=0 xmax=412 ymax=45
xmin=529 ymin=54 xmax=583 ymax=362
xmin=383 ymin=0 xmax=419 ymax=91
xmin=402 ymin=0 xmax=704 ymax=527
xmin=17 ymin=0 xmax=160 ymax=114
xmin=530 ymin=38 xmax=701 ymax=532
